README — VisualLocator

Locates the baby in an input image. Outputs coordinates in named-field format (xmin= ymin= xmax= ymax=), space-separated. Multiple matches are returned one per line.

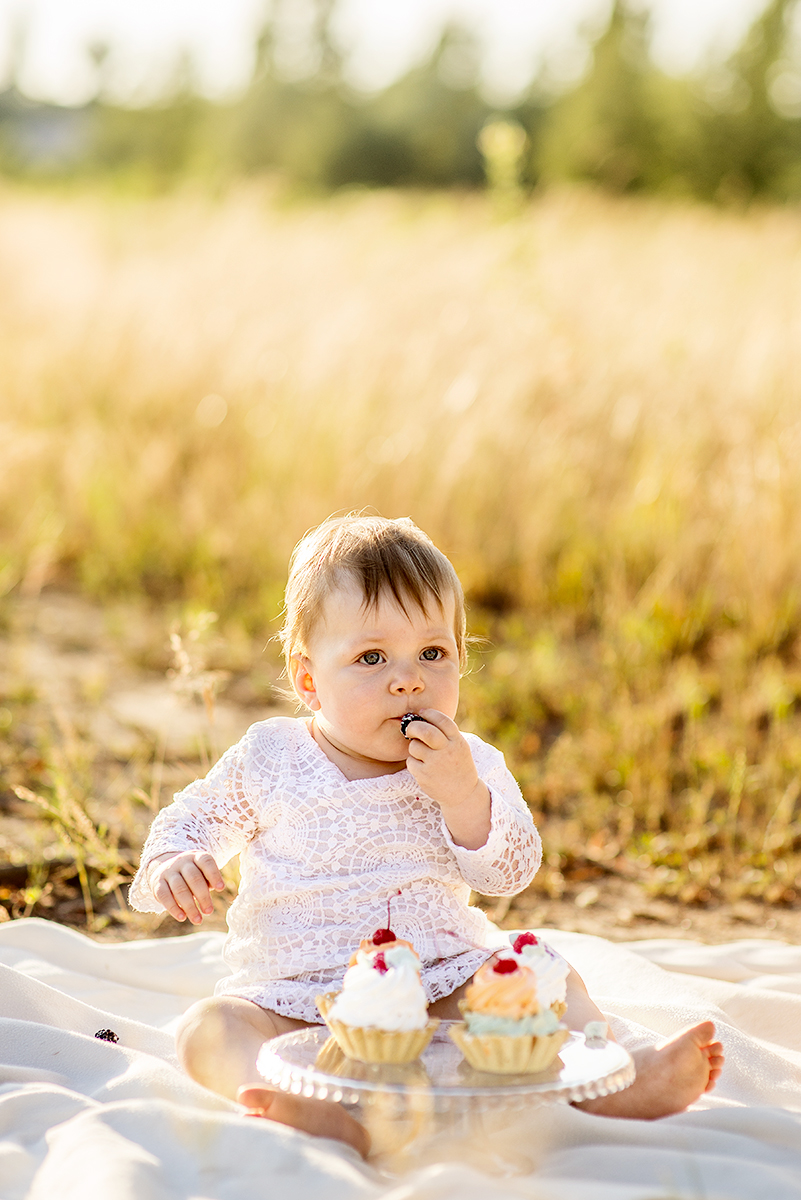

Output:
xmin=129 ymin=514 xmax=723 ymax=1155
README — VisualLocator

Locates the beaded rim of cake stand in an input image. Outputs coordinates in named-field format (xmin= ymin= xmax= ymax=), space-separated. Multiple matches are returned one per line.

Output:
xmin=257 ymin=1025 xmax=636 ymax=1113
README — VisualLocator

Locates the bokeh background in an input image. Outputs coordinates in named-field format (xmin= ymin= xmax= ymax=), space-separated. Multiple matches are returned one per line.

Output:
xmin=2 ymin=0 xmax=801 ymax=939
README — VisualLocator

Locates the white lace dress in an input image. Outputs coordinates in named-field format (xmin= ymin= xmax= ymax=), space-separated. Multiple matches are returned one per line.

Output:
xmin=129 ymin=716 xmax=542 ymax=1022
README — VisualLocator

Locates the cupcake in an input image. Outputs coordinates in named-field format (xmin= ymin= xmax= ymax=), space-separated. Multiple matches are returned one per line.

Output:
xmin=315 ymin=1034 xmax=431 ymax=1088
xmin=448 ymin=939 xmax=570 ymax=1075
xmin=506 ymin=932 xmax=569 ymax=1019
xmin=317 ymin=927 xmax=439 ymax=1064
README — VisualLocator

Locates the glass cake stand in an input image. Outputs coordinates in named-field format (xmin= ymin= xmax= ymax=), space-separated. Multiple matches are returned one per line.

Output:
xmin=257 ymin=1023 xmax=635 ymax=1173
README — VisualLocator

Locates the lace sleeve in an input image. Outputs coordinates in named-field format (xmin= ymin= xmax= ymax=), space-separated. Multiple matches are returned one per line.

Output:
xmin=128 ymin=727 xmax=264 ymax=913
xmin=441 ymin=734 xmax=542 ymax=897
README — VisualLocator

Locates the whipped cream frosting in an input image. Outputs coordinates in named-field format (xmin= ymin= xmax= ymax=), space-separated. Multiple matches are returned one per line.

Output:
xmin=464 ymin=1008 xmax=561 ymax=1038
xmin=328 ymin=944 xmax=429 ymax=1032
xmin=506 ymin=937 xmax=569 ymax=1010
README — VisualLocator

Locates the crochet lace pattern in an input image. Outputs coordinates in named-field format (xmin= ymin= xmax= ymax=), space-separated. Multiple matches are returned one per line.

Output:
xmin=129 ymin=717 xmax=541 ymax=1022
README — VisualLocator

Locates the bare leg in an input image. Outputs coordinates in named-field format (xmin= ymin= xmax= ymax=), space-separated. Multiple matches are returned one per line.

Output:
xmin=561 ymin=968 xmax=725 ymax=1119
xmin=428 ymin=978 xmax=470 ymax=1020
xmin=563 ymin=966 xmax=610 ymax=1033
xmin=176 ymin=996 xmax=369 ymax=1156
xmin=442 ymin=963 xmax=725 ymax=1121
xmin=578 ymin=1021 xmax=724 ymax=1119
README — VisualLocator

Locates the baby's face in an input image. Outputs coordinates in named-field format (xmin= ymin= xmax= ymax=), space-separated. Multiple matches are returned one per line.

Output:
xmin=292 ymin=578 xmax=460 ymax=776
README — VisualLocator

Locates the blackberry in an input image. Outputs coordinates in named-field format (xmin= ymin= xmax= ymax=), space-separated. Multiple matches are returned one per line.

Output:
xmin=400 ymin=713 xmax=425 ymax=737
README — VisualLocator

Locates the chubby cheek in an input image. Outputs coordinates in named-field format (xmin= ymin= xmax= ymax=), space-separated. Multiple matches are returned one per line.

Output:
xmin=437 ymin=677 xmax=460 ymax=719
xmin=328 ymin=687 xmax=380 ymax=732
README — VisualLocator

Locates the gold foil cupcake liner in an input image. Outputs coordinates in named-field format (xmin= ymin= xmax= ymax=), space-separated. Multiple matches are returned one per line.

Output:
xmin=448 ymin=1021 xmax=570 ymax=1075
xmin=316 ymin=992 xmax=439 ymax=1065
xmin=315 ymin=1035 xmax=431 ymax=1087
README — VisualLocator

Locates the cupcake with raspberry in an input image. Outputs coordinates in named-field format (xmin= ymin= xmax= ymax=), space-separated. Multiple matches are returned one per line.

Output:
xmin=506 ymin=932 xmax=569 ymax=1019
xmin=448 ymin=948 xmax=569 ymax=1075
xmin=316 ymin=927 xmax=438 ymax=1064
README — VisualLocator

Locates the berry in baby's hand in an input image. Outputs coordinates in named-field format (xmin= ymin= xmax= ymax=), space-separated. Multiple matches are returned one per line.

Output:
xmin=492 ymin=959 xmax=519 ymax=975
xmin=400 ymin=713 xmax=425 ymax=738
xmin=512 ymin=932 xmax=539 ymax=954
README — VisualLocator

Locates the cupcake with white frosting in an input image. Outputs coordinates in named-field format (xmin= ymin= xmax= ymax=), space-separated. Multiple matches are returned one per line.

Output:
xmin=316 ymin=928 xmax=438 ymax=1064
xmin=448 ymin=934 xmax=569 ymax=1074
xmin=506 ymin=932 xmax=569 ymax=1018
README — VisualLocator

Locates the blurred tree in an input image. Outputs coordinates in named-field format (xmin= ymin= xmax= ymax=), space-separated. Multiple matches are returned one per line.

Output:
xmin=89 ymin=54 xmax=210 ymax=188
xmin=222 ymin=0 xmax=354 ymax=187
xmin=309 ymin=0 xmax=341 ymax=84
xmin=4 ymin=0 xmax=801 ymax=205
xmin=535 ymin=1 xmax=669 ymax=192
xmin=695 ymin=0 xmax=801 ymax=201
xmin=478 ymin=118 xmax=528 ymax=217
xmin=87 ymin=40 xmax=111 ymax=95
xmin=355 ymin=25 xmax=490 ymax=187
xmin=225 ymin=20 xmax=490 ymax=189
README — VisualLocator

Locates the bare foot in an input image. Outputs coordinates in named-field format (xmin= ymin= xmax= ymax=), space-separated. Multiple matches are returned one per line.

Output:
xmin=237 ymin=1085 xmax=371 ymax=1158
xmin=577 ymin=1021 xmax=724 ymax=1120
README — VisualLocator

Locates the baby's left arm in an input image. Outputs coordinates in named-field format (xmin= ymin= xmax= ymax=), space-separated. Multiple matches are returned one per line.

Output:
xmin=405 ymin=710 xmax=542 ymax=895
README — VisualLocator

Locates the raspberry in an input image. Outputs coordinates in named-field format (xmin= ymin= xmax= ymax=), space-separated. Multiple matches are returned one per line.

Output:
xmin=372 ymin=928 xmax=396 ymax=945
xmin=512 ymin=932 xmax=539 ymax=954
xmin=492 ymin=959 xmax=519 ymax=975
xmin=373 ymin=952 xmax=389 ymax=974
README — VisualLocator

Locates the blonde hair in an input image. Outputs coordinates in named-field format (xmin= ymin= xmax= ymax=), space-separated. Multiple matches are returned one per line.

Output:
xmin=280 ymin=515 xmax=466 ymax=669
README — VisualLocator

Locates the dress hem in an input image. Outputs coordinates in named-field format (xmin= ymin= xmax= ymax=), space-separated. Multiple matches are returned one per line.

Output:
xmin=213 ymin=946 xmax=498 ymax=1024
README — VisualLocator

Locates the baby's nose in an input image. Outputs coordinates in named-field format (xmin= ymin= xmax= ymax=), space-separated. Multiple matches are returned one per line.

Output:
xmin=390 ymin=663 xmax=424 ymax=692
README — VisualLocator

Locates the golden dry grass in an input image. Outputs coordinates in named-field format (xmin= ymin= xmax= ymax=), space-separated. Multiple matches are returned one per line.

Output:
xmin=2 ymin=184 xmax=801 ymax=617
xmin=3 ymin=181 xmax=801 ymax=918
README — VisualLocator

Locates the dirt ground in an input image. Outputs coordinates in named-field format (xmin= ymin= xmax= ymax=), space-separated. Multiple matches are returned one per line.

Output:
xmin=0 ymin=591 xmax=797 ymax=947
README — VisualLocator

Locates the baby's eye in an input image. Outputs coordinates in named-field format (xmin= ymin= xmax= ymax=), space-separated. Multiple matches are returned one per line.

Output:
xmin=359 ymin=651 xmax=384 ymax=666
xmin=420 ymin=647 xmax=443 ymax=661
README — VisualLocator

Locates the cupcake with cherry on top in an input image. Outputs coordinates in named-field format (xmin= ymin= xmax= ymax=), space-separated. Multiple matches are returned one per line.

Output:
xmin=448 ymin=934 xmax=570 ymax=1075
xmin=506 ymin=931 xmax=569 ymax=1019
xmin=316 ymin=927 xmax=439 ymax=1064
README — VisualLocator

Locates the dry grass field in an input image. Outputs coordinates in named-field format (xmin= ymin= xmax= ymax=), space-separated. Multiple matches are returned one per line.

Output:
xmin=2 ymin=181 xmax=801 ymax=938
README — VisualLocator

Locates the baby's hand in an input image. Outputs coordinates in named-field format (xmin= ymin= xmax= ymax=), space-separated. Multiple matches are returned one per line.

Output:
xmin=146 ymin=851 xmax=225 ymax=925
xmin=404 ymin=710 xmax=491 ymax=849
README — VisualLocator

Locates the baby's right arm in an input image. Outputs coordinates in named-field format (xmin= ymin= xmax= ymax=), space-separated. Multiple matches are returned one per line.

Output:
xmin=146 ymin=850 xmax=226 ymax=925
xmin=129 ymin=723 xmax=271 ymax=918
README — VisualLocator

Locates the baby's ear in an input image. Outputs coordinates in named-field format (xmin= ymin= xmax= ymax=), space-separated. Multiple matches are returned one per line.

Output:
xmin=288 ymin=655 xmax=320 ymax=710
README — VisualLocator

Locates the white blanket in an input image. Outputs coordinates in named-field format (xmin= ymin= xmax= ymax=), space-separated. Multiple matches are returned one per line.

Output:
xmin=2 ymin=919 xmax=801 ymax=1199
